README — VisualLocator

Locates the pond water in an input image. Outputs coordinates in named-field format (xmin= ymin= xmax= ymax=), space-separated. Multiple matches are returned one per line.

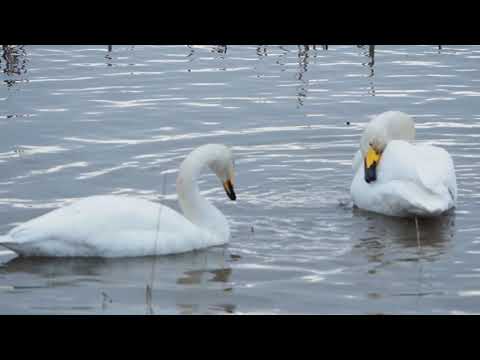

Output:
xmin=0 ymin=45 xmax=479 ymax=314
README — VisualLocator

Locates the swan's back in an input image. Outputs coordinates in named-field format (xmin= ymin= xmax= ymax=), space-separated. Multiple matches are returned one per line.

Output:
xmin=2 ymin=195 xmax=216 ymax=257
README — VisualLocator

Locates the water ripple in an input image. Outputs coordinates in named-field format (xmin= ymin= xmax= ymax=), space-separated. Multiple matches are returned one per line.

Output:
xmin=1 ymin=45 xmax=480 ymax=314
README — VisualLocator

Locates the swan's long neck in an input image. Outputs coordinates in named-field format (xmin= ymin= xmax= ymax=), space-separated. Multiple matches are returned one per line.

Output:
xmin=175 ymin=146 xmax=229 ymax=242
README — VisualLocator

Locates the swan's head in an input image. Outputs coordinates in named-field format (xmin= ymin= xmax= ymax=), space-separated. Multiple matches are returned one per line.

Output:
xmin=360 ymin=111 xmax=415 ymax=183
xmin=177 ymin=144 xmax=237 ymax=202
xmin=207 ymin=145 xmax=236 ymax=201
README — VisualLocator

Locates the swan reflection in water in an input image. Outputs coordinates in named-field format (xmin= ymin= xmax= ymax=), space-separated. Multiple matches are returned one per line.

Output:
xmin=352 ymin=208 xmax=455 ymax=257
xmin=349 ymin=208 xmax=456 ymax=304
xmin=0 ymin=247 xmax=235 ymax=314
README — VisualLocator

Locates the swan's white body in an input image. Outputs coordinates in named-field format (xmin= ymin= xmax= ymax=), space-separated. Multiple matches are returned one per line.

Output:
xmin=351 ymin=111 xmax=457 ymax=217
xmin=0 ymin=144 xmax=235 ymax=257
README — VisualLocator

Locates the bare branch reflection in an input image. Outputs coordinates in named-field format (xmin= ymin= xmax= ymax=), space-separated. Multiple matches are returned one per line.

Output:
xmin=105 ymin=45 xmax=113 ymax=67
xmin=1 ymin=45 xmax=28 ymax=87
xmin=296 ymin=45 xmax=310 ymax=107
xmin=357 ymin=45 xmax=376 ymax=95
xmin=256 ymin=45 xmax=267 ymax=57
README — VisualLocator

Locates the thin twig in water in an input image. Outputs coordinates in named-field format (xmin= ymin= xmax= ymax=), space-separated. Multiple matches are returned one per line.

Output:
xmin=414 ymin=216 xmax=421 ymax=250
xmin=145 ymin=285 xmax=153 ymax=315
xmin=146 ymin=172 xmax=168 ymax=315
xmin=414 ymin=216 xmax=425 ymax=308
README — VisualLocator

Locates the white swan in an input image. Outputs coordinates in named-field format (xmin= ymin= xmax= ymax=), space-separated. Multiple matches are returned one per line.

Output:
xmin=351 ymin=111 xmax=457 ymax=217
xmin=0 ymin=144 xmax=237 ymax=257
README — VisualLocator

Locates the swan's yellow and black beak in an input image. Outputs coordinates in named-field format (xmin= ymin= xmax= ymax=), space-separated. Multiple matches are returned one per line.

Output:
xmin=364 ymin=148 xmax=381 ymax=183
xmin=223 ymin=179 xmax=236 ymax=201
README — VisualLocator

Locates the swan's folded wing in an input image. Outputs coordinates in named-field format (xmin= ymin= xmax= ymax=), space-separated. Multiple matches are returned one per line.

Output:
xmin=381 ymin=141 xmax=457 ymax=212
xmin=351 ymin=140 xmax=457 ymax=217
xmin=415 ymin=144 xmax=457 ymax=204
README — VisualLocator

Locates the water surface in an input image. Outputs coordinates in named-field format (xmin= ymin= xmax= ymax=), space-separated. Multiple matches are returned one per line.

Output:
xmin=1 ymin=45 xmax=480 ymax=314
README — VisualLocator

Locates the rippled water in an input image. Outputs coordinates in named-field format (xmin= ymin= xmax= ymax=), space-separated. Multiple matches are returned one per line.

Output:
xmin=1 ymin=45 xmax=480 ymax=314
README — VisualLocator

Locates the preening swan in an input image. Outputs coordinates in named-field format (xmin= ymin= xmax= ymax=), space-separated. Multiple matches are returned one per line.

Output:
xmin=0 ymin=144 xmax=237 ymax=257
xmin=351 ymin=111 xmax=457 ymax=217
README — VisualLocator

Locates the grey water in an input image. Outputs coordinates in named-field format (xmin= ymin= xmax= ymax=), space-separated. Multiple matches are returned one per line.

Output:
xmin=0 ymin=45 xmax=479 ymax=314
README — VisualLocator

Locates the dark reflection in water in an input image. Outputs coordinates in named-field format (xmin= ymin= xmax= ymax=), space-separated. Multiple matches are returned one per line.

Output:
xmin=368 ymin=45 xmax=375 ymax=67
xmin=0 ymin=45 xmax=479 ymax=314
xmin=186 ymin=44 xmax=195 ymax=57
xmin=1 ymin=45 xmax=28 ymax=87
xmin=213 ymin=45 xmax=227 ymax=55
xmin=357 ymin=45 xmax=376 ymax=95
xmin=177 ymin=267 xmax=232 ymax=284
xmin=176 ymin=302 xmax=236 ymax=315
xmin=105 ymin=45 xmax=113 ymax=67
xmin=352 ymin=210 xmax=455 ymax=256
xmin=256 ymin=45 xmax=267 ymax=57
xmin=296 ymin=45 xmax=310 ymax=107
xmin=296 ymin=45 xmax=309 ymax=80
xmin=357 ymin=45 xmax=375 ymax=70
xmin=0 ymin=248 xmax=233 ymax=314
xmin=352 ymin=212 xmax=454 ymax=300
xmin=1 ymin=248 xmax=231 ymax=280
xmin=348 ymin=211 xmax=456 ymax=308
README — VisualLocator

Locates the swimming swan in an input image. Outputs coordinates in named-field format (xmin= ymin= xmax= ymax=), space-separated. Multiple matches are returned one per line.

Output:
xmin=351 ymin=111 xmax=457 ymax=217
xmin=0 ymin=144 xmax=237 ymax=257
